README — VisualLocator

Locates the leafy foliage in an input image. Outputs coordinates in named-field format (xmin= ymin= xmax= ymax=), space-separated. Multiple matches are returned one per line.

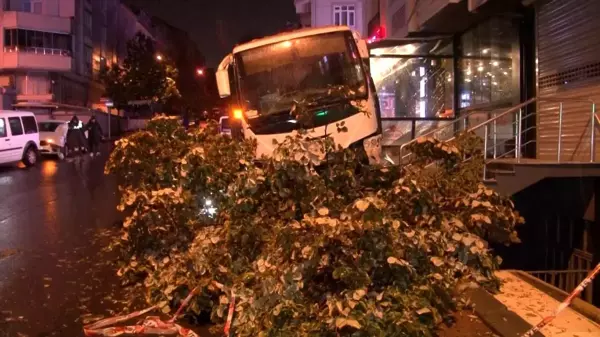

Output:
xmin=101 ymin=33 xmax=180 ymax=109
xmin=105 ymin=116 xmax=522 ymax=336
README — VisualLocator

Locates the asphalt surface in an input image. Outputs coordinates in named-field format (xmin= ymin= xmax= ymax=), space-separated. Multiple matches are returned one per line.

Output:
xmin=0 ymin=148 xmax=127 ymax=337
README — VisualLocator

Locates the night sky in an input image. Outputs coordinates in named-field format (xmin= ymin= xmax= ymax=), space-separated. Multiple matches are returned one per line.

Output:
xmin=125 ymin=0 xmax=297 ymax=67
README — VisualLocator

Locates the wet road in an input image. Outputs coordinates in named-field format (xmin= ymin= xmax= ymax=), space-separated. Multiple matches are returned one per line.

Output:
xmin=0 ymin=149 xmax=125 ymax=337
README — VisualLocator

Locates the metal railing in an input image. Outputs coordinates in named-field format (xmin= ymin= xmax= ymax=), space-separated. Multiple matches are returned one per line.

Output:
xmin=3 ymin=46 xmax=71 ymax=56
xmin=547 ymin=97 xmax=597 ymax=163
xmin=527 ymin=249 xmax=595 ymax=303
xmin=395 ymin=97 xmax=598 ymax=175
xmin=527 ymin=269 xmax=594 ymax=303
xmin=400 ymin=98 xmax=536 ymax=164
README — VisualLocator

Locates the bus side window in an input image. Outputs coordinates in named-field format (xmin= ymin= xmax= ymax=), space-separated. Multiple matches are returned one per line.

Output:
xmin=228 ymin=64 xmax=237 ymax=102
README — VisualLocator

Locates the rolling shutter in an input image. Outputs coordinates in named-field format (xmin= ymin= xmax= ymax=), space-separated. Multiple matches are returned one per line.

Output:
xmin=536 ymin=0 xmax=600 ymax=161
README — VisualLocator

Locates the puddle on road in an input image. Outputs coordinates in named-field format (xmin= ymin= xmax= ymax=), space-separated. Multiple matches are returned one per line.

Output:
xmin=0 ymin=248 xmax=20 ymax=261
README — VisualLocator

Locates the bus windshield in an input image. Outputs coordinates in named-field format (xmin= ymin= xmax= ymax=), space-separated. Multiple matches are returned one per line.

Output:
xmin=235 ymin=31 xmax=367 ymax=116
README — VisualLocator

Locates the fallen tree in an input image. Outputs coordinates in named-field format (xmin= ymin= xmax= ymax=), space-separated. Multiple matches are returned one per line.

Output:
xmin=105 ymin=115 xmax=522 ymax=336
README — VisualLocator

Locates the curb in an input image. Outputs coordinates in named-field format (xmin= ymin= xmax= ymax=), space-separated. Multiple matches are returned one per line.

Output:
xmin=511 ymin=270 xmax=600 ymax=325
xmin=466 ymin=287 xmax=545 ymax=337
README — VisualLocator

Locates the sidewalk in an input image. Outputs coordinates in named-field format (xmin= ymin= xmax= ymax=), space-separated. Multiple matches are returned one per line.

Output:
xmin=466 ymin=270 xmax=600 ymax=337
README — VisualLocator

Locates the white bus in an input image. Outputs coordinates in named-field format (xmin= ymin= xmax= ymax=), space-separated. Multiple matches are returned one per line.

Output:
xmin=215 ymin=25 xmax=382 ymax=164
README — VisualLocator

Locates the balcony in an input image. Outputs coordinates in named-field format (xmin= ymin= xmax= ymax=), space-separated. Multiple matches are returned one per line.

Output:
xmin=16 ymin=93 xmax=54 ymax=103
xmin=2 ymin=48 xmax=72 ymax=72
xmin=1 ymin=11 xmax=71 ymax=34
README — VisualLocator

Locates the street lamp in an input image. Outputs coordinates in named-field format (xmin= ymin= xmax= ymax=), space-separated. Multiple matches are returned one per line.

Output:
xmin=196 ymin=68 xmax=204 ymax=76
xmin=156 ymin=54 xmax=163 ymax=61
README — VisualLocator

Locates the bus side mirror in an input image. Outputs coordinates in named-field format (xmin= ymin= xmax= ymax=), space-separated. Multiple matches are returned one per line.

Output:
xmin=217 ymin=54 xmax=233 ymax=98
xmin=357 ymin=39 xmax=369 ymax=59
xmin=216 ymin=68 xmax=231 ymax=98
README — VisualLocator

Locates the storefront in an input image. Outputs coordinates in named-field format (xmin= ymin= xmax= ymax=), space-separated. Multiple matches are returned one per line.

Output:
xmin=369 ymin=11 xmax=527 ymax=161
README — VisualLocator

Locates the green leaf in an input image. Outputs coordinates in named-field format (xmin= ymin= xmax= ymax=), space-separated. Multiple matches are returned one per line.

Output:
xmin=430 ymin=257 xmax=444 ymax=267
xmin=105 ymin=118 xmax=521 ymax=336
xmin=335 ymin=318 xmax=361 ymax=329
xmin=354 ymin=200 xmax=369 ymax=212
xmin=352 ymin=289 xmax=366 ymax=301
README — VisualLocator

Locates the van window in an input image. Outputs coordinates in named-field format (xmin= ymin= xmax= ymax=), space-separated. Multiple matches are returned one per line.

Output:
xmin=0 ymin=118 xmax=6 ymax=137
xmin=22 ymin=116 xmax=38 ymax=134
xmin=8 ymin=117 xmax=23 ymax=136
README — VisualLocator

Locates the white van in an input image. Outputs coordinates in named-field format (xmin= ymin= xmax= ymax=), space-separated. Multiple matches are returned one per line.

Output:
xmin=0 ymin=111 xmax=40 ymax=167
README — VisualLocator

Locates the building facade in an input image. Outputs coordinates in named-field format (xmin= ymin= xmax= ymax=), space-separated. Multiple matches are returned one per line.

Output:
xmin=294 ymin=0 xmax=378 ymax=37
xmin=368 ymin=0 xmax=600 ymax=160
xmin=368 ymin=0 xmax=600 ymax=306
xmin=0 ymin=0 xmax=151 ymax=115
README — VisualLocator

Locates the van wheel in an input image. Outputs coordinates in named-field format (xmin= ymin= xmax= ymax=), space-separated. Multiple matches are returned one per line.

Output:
xmin=22 ymin=146 xmax=38 ymax=167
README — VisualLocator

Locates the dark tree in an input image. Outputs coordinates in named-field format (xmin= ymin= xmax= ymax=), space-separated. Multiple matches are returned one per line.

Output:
xmin=102 ymin=33 xmax=179 ymax=109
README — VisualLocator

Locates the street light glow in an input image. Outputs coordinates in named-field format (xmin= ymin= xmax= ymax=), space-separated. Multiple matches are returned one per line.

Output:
xmin=196 ymin=68 xmax=204 ymax=75
xmin=156 ymin=54 xmax=163 ymax=61
xmin=233 ymin=109 xmax=243 ymax=119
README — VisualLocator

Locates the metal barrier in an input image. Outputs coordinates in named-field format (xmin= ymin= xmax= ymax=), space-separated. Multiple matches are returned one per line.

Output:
xmin=394 ymin=97 xmax=598 ymax=178
xmin=398 ymin=98 xmax=537 ymax=165
xmin=527 ymin=249 xmax=595 ymax=304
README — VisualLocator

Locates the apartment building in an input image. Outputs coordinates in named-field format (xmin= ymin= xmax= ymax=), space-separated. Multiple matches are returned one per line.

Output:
xmin=294 ymin=0 xmax=379 ymax=37
xmin=0 ymin=0 xmax=150 ymax=114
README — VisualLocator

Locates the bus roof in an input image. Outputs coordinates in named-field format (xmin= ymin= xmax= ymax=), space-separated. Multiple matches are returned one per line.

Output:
xmin=233 ymin=25 xmax=351 ymax=54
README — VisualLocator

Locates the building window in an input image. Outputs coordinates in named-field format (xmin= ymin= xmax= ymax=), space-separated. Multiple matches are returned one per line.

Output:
xmin=0 ymin=119 xmax=6 ymax=138
xmin=93 ymin=52 xmax=107 ymax=80
xmin=333 ymin=5 xmax=355 ymax=27
xmin=458 ymin=17 xmax=520 ymax=108
xmin=84 ymin=45 xmax=93 ymax=76
xmin=369 ymin=40 xmax=455 ymax=120
xmin=8 ymin=117 xmax=23 ymax=136
xmin=4 ymin=29 xmax=72 ymax=55
xmin=101 ymin=0 xmax=108 ymax=25
xmin=23 ymin=0 xmax=43 ymax=14
xmin=84 ymin=10 xmax=93 ymax=37
xmin=21 ymin=116 xmax=38 ymax=135
xmin=15 ymin=74 xmax=51 ymax=96
xmin=53 ymin=75 xmax=87 ymax=106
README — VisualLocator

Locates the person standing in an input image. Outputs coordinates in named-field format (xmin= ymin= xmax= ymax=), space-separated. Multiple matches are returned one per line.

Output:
xmin=86 ymin=116 xmax=103 ymax=157
xmin=66 ymin=115 xmax=86 ymax=159
xmin=182 ymin=110 xmax=190 ymax=130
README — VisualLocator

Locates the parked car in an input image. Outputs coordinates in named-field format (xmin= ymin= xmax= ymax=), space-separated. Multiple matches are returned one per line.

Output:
xmin=0 ymin=110 xmax=40 ymax=167
xmin=38 ymin=120 xmax=69 ymax=160
xmin=38 ymin=119 xmax=89 ymax=159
